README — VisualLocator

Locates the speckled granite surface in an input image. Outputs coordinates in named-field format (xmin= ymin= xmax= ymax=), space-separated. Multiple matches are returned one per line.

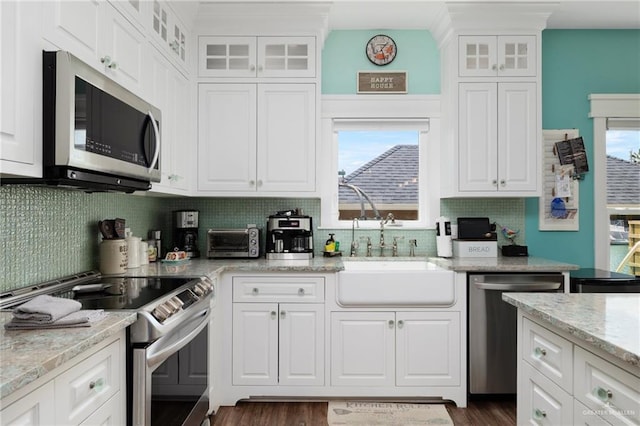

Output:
xmin=0 ymin=255 xmax=577 ymax=401
xmin=503 ymin=293 xmax=640 ymax=367
xmin=117 ymin=255 xmax=577 ymax=277
xmin=117 ymin=257 xmax=345 ymax=278
xmin=0 ymin=311 xmax=136 ymax=400
xmin=429 ymin=256 xmax=578 ymax=272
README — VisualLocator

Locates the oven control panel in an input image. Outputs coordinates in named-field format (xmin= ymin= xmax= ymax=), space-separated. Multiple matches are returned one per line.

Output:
xmin=152 ymin=277 xmax=214 ymax=323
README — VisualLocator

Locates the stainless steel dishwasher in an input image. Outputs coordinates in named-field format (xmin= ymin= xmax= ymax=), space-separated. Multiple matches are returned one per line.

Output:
xmin=468 ymin=273 xmax=565 ymax=395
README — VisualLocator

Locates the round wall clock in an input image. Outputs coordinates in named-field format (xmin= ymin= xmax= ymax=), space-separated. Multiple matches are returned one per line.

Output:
xmin=366 ymin=34 xmax=397 ymax=66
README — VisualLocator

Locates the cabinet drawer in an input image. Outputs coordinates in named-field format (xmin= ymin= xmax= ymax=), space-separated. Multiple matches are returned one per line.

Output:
xmin=573 ymin=399 xmax=612 ymax=426
xmin=0 ymin=381 xmax=55 ymax=426
xmin=55 ymin=339 xmax=121 ymax=425
xmin=233 ymin=276 xmax=324 ymax=303
xmin=523 ymin=318 xmax=573 ymax=392
xmin=520 ymin=361 xmax=573 ymax=425
xmin=574 ymin=346 xmax=640 ymax=425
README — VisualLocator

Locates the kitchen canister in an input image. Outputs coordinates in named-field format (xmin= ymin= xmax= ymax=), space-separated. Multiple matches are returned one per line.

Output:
xmin=125 ymin=229 xmax=141 ymax=269
xmin=99 ymin=239 xmax=128 ymax=274
xmin=436 ymin=216 xmax=453 ymax=258
xmin=139 ymin=241 xmax=149 ymax=265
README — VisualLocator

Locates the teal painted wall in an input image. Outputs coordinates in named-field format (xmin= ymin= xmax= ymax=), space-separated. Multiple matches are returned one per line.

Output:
xmin=525 ymin=30 xmax=640 ymax=267
xmin=322 ymin=30 xmax=440 ymax=94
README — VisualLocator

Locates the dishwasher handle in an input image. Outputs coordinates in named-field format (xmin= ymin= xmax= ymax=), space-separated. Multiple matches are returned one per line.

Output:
xmin=474 ymin=281 xmax=562 ymax=291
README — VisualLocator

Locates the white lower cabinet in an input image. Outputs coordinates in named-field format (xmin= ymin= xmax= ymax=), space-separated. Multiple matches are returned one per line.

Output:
xmin=0 ymin=381 xmax=55 ymax=426
xmin=231 ymin=276 xmax=325 ymax=387
xmin=0 ymin=332 xmax=125 ymax=426
xmin=520 ymin=360 xmax=574 ymax=425
xmin=518 ymin=316 xmax=640 ymax=426
xmin=331 ymin=311 xmax=460 ymax=387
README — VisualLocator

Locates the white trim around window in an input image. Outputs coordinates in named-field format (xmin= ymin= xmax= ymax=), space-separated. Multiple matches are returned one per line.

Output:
xmin=588 ymin=93 xmax=640 ymax=270
xmin=319 ymin=95 xmax=442 ymax=229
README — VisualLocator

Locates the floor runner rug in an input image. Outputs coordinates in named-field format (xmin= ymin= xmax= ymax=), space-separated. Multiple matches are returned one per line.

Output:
xmin=327 ymin=401 xmax=454 ymax=425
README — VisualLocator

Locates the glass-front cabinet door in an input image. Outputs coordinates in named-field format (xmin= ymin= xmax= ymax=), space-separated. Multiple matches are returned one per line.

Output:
xmin=257 ymin=37 xmax=316 ymax=78
xmin=198 ymin=36 xmax=256 ymax=77
xmin=459 ymin=35 xmax=536 ymax=78
xmin=198 ymin=36 xmax=315 ymax=78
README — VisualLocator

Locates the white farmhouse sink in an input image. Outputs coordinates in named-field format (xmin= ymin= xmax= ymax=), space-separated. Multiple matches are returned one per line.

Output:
xmin=337 ymin=259 xmax=456 ymax=307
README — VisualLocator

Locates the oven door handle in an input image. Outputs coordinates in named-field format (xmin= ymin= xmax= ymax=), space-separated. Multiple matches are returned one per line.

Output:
xmin=474 ymin=282 xmax=562 ymax=291
xmin=147 ymin=110 xmax=160 ymax=174
xmin=146 ymin=308 xmax=210 ymax=370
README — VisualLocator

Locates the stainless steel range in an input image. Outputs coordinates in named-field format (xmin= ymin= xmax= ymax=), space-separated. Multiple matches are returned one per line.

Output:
xmin=0 ymin=271 xmax=215 ymax=426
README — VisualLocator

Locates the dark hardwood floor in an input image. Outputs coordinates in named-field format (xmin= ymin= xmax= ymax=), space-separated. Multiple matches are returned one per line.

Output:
xmin=211 ymin=398 xmax=516 ymax=426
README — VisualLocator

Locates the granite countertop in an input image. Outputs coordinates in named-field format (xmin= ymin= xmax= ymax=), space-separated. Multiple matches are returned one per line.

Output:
xmin=0 ymin=311 xmax=136 ymax=400
xmin=0 ymin=254 xmax=577 ymax=401
xmin=503 ymin=293 xmax=640 ymax=368
xmin=120 ymin=256 xmax=345 ymax=278
xmin=428 ymin=255 xmax=579 ymax=272
xmin=120 ymin=255 xmax=577 ymax=277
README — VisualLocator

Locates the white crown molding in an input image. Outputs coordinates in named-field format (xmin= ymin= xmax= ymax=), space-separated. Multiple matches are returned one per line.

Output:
xmin=588 ymin=94 xmax=640 ymax=118
xmin=194 ymin=2 xmax=331 ymax=42
xmin=431 ymin=2 xmax=559 ymax=45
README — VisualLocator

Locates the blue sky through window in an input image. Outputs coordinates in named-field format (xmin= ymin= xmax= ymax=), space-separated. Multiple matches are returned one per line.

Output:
xmin=338 ymin=130 xmax=419 ymax=176
xmin=607 ymin=130 xmax=640 ymax=160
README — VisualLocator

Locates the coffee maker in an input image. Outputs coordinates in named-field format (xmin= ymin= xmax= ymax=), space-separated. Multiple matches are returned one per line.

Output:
xmin=266 ymin=211 xmax=313 ymax=260
xmin=173 ymin=210 xmax=200 ymax=258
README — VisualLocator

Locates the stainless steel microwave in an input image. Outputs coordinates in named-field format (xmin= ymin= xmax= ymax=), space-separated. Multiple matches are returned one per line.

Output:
xmin=20 ymin=51 xmax=161 ymax=192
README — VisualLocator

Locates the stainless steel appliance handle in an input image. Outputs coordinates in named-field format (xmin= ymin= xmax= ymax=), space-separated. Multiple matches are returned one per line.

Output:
xmin=147 ymin=110 xmax=160 ymax=173
xmin=474 ymin=282 xmax=562 ymax=291
xmin=146 ymin=308 xmax=209 ymax=370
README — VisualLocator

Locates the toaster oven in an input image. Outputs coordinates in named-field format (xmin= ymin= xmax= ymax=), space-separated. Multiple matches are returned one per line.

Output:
xmin=207 ymin=228 xmax=260 ymax=258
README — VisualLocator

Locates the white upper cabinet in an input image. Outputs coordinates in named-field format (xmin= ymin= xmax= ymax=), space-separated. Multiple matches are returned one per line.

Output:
xmin=458 ymin=82 xmax=538 ymax=193
xmin=198 ymin=36 xmax=316 ymax=78
xmin=42 ymin=0 xmax=146 ymax=94
xmin=197 ymin=83 xmax=316 ymax=194
xmin=147 ymin=48 xmax=191 ymax=195
xmin=0 ymin=1 xmax=42 ymax=177
xmin=148 ymin=0 xmax=189 ymax=74
xmin=459 ymin=35 xmax=536 ymax=78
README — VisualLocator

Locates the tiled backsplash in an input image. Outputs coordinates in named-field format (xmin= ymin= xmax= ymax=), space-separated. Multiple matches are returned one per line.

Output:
xmin=0 ymin=186 xmax=523 ymax=292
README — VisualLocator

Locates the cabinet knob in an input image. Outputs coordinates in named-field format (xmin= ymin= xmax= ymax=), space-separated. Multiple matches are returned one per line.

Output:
xmin=257 ymin=180 xmax=263 ymax=187
xmin=388 ymin=320 xmax=395 ymax=328
xmin=101 ymin=56 xmax=117 ymax=69
xmin=250 ymin=65 xmax=256 ymax=71
xmin=270 ymin=311 xmax=277 ymax=319
xmin=298 ymin=288 xmax=305 ymax=296
xmin=280 ymin=311 xmax=286 ymax=319
xmin=533 ymin=408 xmax=547 ymax=420
xmin=397 ymin=320 xmax=404 ymax=329
xmin=500 ymin=179 xmax=506 ymax=187
xmin=499 ymin=64 xmax=505 ymax=71
xmin=492 ymin=64 xmax=498 ymax=71
xmin=249 ymin=180 xmax=255 ymax=187
xmin=89 ymin=378 xmax=104 ymax=390
xmin=534 ymin=347 xmax=547 ymax=357
xmin=492 ymin=179 xmax=498 ymax=187
xmin=258 ymin=65 xmax=264 ymax=72
xmin=252 ymin=287 xmax=259 ymax=295
xmin=595 ymin=387 xmax=613 ymax=402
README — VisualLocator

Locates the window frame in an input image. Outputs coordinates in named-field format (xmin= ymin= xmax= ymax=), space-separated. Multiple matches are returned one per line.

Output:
xmin=589 ymin=94 xmax=640 ymax=270
xmin=319 ymin=95 xmax=441 ymax=229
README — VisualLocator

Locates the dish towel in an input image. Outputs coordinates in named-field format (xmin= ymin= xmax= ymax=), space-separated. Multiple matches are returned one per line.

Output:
xmin=5 ymin=309 xmax=107 ymax=330
xmin=12 ymin=295 xmax=82 ymax=323
xmin=4 ymin=295 xmax=107 ymax=330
